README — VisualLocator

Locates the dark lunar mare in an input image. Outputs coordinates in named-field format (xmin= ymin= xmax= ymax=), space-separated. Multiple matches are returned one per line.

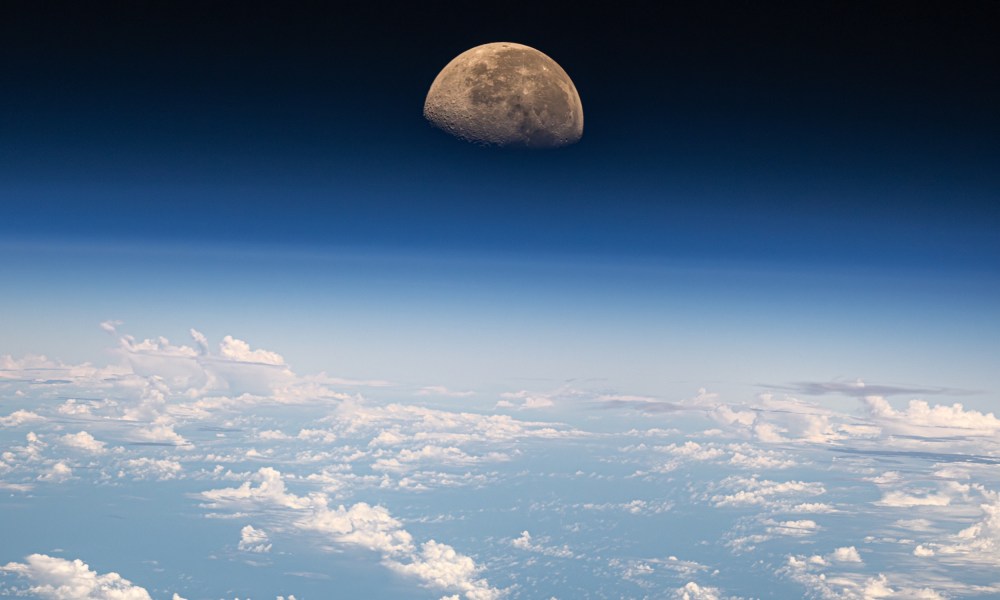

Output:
xmin=424 ymin=42 xmax=583 ymax=148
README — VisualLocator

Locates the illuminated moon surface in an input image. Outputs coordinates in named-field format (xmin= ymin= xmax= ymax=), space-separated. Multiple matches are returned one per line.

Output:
xmin=424 ymin=42 xmax=583 ymax=148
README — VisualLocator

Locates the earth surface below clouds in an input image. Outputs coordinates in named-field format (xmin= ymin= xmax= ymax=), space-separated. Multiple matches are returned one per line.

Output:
xmin=2 ymin=328 xmax=999 ymax=599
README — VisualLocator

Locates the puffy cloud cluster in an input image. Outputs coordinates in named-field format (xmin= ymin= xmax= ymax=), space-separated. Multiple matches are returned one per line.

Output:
xmin=673 ymin=581 xmax=721 ymax=600
xmin=710 ymin=393 xmax=879 ymax=445
xmin=913 ymin=487 xmax=1000 ymax=567
xmin=202 ymin=467 xmax=314 ymax=510
xmin=120 ymin=458 xmax=183 ymax=481
xmin=764 ymin=519 xmax=819 ymax=537
xmin=710 ymin=476 xmax=826 ymax=508
xmin=201 ymin=467 xmax=501 ymax=599
xmin=129 ymin=422 xmax=189 ymax=447
xmin=38 ymin=462 xmax=73 ymax=482
xmin=624 ymin=386 xmax=1000 ymax=455
xmin=1 ymin=554 xmax=153 ymax=600
xmin=5 ymin=324 xmax=1000 ymax=599
xmin=238 ymin=525 xmax=272 ymax=553
xmin=217 ymin=335 xmax=285 ymax=366
xmin=510 ymin=530 xmax=574 ymax=558
xmin=337 ymin=401 xmax=577 ymax=444
xmin=729 ymin=517 xmax=823 ymax=552
xmin=863 ymin=396 xmax=1000 ymax=437
xmin=387 ymin=541 xmax=498 ymax=600
xmin=0 ymin=353 xmax=115 ymax=386
xmin=0 ymin=327 xmax=335 ymax=481
xmin=874 ymin=481 xmax=971 ymax=508
xmin=830 ymin=546 xmax=863 ymax=564
xmin=315 ymin=400 xmax=581 ymax=492
xmin=371 ymin=445 xmax=506 ymax=473
xmin=781 ymin=559 xmax=946 ymax=600
xmin=59 ymin=431 xmax=107 ymax=454
xmin=119 ymin=329 xmax=294 ymax=398
xmin=0 ymin=409 xmax=45 ymax=427
xmin=298 ymin=500 xmax=415 ymax=556
xmin=876 ymin=490 xmax=952 ymax=508
xmin=640 ymin=440 xmax=796 ymax=474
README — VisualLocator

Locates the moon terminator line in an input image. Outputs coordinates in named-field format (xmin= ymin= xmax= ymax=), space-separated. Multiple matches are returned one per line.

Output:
xmin=424 ymin=42 xmax=584 ymax=148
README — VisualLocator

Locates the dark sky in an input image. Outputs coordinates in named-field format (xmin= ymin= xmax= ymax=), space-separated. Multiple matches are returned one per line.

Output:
xmin=2 ymin=1 xmax=998 ymax=269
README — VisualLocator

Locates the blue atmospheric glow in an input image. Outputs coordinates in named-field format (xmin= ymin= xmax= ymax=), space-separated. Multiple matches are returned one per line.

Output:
xmin=2 ymin=5 xmax=999 ymax=597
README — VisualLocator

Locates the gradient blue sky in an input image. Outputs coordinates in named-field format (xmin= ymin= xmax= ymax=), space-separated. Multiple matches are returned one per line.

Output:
xmin=2 ymin=2 xmax=998 ymax=398
xmin=3 ymin=5 xmax=1000 ymax=599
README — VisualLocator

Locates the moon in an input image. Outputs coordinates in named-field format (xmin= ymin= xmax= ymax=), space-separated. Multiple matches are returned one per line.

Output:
xmin=423 ymin=42 xmax=583 ymax=148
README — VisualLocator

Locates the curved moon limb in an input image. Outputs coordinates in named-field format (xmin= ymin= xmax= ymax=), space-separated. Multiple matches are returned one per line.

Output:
xmin=423 ymin=42 xmax=583 ymax=148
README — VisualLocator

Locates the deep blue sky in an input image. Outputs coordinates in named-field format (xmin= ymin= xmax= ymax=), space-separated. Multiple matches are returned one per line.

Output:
xmin=1 ymin=2 xmax=998 ymax=393
xmin=2 ymin=1 xmax=997 ymax=269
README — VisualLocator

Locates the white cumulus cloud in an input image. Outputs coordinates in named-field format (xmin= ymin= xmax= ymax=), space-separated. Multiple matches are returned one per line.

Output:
xmin=711 ymin=476 xmax=826 ymax=508
xmin=38 ymin=462 xmax=73 ymax=482
xmin=876 ymin=491 xmax=952 ymax=508
xmin=863 ymin=396 xmax=1000 ymax=436
xmin=200 ymin=467 xmax=501 ymax=598
xmin=130 ymin=421 xmax=189 ymax=447
xmin=0 ymin=409 xmax=46 ymax=427
xmin=928 ymin=487 xmax=1000 ymax=566
xmin=218 ymin=335 xmax=285 ymax=366
xmin=830 ymin=546 xmax=863 ymax=563
xmin=120 ymin=458 xmax=183 ymax=481
xmin=387 ymin=540 xmax=500 ymax=600
xmin=673 ymin=581 xmax=720 ymax=600
xmin=238 ymin=525 xmax=272 ymax=553
xmin=59 ymin=431 xmax=107 ymax=454
xmin=1 ymin=554 xmax=152 ymax=600
xmin=511 ymin=530 xmax=574 ymax=558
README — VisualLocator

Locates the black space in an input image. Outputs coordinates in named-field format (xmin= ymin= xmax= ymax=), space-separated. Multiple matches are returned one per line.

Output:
xmin=1 ymin=1 xmax=998 ymax=262
xmin=3 ymin=1 xmax=998 ymax=152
